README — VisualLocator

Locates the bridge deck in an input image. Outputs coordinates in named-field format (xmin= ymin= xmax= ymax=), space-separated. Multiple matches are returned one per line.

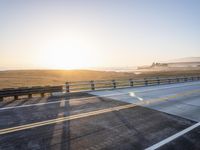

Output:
xmin=0 ymin=81 xmax=200 ymax=150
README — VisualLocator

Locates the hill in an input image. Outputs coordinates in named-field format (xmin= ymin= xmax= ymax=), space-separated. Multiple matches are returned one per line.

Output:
xmin=166 ymin=57 xmax=200 ymax=63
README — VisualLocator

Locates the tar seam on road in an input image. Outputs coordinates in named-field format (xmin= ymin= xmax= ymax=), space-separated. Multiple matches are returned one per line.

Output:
xmin=0 ymin=82 xmax=200 ymax=111
xmin=0 ymin=88 xmax=200 ymax=135
xmin=145 ymin=122 xmax=200 ymax=150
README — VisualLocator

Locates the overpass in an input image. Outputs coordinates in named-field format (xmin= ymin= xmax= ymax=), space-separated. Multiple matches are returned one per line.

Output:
xmin=0 ymin=78 xmax=200 ymax=149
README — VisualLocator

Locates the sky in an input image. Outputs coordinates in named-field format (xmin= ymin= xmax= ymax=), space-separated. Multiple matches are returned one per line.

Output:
xmin=0 ymin=0 xmax=200 ymax=70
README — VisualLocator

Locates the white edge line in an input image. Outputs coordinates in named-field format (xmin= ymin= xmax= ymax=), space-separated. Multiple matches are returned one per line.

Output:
xmin=0 ymin=93 xmax=131 ymax=111
xmin=145 ymin=122 xmax=200 ymax=150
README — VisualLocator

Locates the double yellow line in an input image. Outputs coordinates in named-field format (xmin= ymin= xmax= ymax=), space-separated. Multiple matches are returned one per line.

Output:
xmin=0 ymin=104 xmax=136 ymax=135
xmin=1 ymin=89 xmax=200 ymax=135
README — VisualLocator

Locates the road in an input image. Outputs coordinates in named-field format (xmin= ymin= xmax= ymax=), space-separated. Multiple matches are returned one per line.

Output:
xmin=89 ymin=81 xmax=200 ymax=122
xmin=0 ymin=81 xmax=200 ymax=150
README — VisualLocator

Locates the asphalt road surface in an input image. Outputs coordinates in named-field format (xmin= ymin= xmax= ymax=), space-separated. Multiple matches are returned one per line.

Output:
xmin=0 ymin=81 xmax=200 ymax=150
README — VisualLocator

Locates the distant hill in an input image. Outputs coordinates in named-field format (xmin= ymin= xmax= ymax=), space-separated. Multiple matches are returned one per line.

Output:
xmin=138 ymin=57 xmax=200 ymax=71
xmin=165 ymin=57 xmax=200 ymax=63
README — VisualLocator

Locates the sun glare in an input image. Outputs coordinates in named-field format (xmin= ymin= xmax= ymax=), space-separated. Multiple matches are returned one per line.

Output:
xmin=38 ymin=44 xmax=93 ymax=70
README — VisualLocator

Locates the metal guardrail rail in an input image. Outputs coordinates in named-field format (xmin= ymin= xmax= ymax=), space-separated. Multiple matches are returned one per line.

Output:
xmin=64 ymin=76 xmax=200 ymax=93
xmin=0 ymin=86 xmax=63 ymax=101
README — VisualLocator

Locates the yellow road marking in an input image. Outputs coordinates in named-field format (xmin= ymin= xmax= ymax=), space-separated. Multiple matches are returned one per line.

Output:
xmin=0 ymin=104 xmax=135 ymax=135
xmin=0 ymin=89 xmax=200 ymax=135
xmin=144 ymin=89 xmax=200 ymax=105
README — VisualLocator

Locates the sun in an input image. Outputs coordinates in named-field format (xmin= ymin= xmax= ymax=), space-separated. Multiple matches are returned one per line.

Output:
xmin=38 ymin=42 xmax=94 ymax=70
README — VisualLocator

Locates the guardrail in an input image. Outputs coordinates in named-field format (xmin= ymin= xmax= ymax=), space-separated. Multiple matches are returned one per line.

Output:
xmin=65 ymin=76 xmax=200 ymax=93
xmin=0 ymin=76 xmax=199 ymax=101
xmin=0 ymin=86 xmax=63 ymax=101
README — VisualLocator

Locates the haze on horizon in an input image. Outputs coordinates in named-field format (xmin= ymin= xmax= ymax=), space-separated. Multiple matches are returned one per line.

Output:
xmin=0 ymin=0 xmax=200 ymax=70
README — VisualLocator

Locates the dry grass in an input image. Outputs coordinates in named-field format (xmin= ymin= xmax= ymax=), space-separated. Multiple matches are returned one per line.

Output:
xmin=0 ymin=69 xmax=200 ymax=89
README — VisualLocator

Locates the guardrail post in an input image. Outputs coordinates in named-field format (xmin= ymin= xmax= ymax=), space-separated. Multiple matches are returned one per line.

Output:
xmin=198 ymin=76 xmax=200 ymax=80
xmin=191 ymin=77 xmax=194 ymax=81
xmin=184 ymin=77 xmax=187 ymax=82
xmin=129 ymin=79 xmax=133 ymax=87
xmin=28 ymin=94 xmax=32 ymax=98
xmin=157 ymin=77 xmax=160 ymax=85
xmin=14 ymin=95 xmax=18 ymax=100
xmin=41 ymin=93 xmax=45 ymax=97
xmin=168 ymin=78 xmax=171 ymax=84
xmin=91 ymin=80 xmax=95 ymax=90
xmin=112 ymin=80 xmax=116 ymax=89
xmin=176 ymin=77 xmax=180 ymax=83
xmin=144 ymin=79 xmax=148 ymax=86
xmin=65 ymin=82 xmax=70 ymax=93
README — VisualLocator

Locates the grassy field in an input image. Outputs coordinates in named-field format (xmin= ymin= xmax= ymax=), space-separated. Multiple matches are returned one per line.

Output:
xmin=0 ymin=69 xmax=200 ymax=89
